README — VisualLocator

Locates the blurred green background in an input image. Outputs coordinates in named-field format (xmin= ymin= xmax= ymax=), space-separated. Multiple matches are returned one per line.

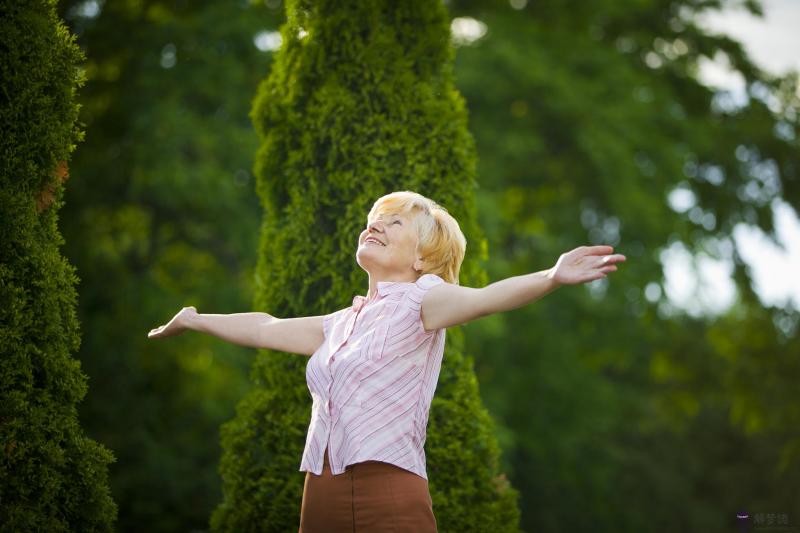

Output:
xmin=55 ymin=0 xmax=799 ymax=531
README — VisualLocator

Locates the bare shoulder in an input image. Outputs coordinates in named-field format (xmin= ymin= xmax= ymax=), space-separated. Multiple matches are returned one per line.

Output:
xmin=420 ymin=282 xmax=488 ymax=332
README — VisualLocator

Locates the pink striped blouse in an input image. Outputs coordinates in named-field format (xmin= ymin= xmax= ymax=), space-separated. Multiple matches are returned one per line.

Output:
xmin=300 ymin=273 xmax=447 ymax=480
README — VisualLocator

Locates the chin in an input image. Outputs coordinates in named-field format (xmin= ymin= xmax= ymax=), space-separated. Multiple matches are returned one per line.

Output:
xmin=355 ymin=251 xmax=370 ymax=270
xmin=355 ymin=250 xmax=381 ymax=272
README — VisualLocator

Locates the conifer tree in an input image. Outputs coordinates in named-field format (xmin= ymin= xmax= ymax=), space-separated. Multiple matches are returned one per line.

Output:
xmin=0 ymin=0 xmax=117 ymax=530
xmin=212 ymin=0 xmax=521 ymax=531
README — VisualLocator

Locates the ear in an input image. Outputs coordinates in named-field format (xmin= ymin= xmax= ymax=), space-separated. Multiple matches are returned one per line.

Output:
xmin=413 ymin=256 xmax=425 ymax=272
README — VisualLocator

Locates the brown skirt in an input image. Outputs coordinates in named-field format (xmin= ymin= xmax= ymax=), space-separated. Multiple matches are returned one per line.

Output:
xmin=298 ymin=445 xmax=438 ymax=532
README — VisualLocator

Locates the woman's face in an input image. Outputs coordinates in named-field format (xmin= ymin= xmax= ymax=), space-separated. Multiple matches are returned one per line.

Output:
xmin=356 ymin=212 xmax=423 ymax=279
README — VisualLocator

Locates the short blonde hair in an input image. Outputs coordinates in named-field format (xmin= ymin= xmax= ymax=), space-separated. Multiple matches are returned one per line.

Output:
xmin=367 ymin=191 xmax=466 ymax=285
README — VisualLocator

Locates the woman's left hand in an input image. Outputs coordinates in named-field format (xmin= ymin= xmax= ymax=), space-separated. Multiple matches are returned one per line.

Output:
xmin=547 ymin=245 xmax=626 ymax=286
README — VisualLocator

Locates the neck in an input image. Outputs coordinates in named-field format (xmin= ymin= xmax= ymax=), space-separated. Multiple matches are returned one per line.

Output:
xmin=366 ymin=272 xmax=420 ymax=300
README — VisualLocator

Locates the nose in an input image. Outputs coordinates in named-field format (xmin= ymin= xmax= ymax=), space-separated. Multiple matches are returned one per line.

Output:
xmin=367 ymin=220 xmax=384 ymax=234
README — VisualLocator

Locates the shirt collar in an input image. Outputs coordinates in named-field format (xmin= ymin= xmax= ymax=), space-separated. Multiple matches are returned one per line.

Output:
xmin=351 ymin=280 xmax=416 ymax=312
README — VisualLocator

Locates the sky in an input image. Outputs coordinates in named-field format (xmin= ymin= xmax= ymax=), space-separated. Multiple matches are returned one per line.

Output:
xmin=660 ymin=0 xmax=800 ymax=318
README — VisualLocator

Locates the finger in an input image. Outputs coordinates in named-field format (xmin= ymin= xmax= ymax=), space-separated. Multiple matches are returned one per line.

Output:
xmin=600 ymin=254 xmax=626 ymax=264
xmin=587 ymin=245 xmax=614 ymax=255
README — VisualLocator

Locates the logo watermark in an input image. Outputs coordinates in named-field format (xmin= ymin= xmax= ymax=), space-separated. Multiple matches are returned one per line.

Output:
xmin=736 ymin=511 xmax=797 ymax=532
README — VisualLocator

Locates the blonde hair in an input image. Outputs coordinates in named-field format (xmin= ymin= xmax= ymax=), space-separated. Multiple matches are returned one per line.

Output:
xmin=367 ymin=191 xmax=466 ymax=285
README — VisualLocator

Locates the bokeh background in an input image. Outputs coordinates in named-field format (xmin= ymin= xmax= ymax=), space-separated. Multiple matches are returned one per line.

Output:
xmin=54 ymin=0 xmax=799 ymax=531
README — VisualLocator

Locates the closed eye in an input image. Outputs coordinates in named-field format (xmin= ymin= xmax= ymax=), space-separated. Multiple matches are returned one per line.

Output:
xmin=365 ymin=216 xmax=402 ymax=228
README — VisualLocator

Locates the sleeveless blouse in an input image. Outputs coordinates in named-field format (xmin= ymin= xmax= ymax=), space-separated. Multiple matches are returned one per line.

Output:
xmin=300 ymin=273 xmax=446 ymax=480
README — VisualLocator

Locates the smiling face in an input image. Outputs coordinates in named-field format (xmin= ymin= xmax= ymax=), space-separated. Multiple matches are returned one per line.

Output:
xmin=356 ymin=212 xmax=424 ymax=280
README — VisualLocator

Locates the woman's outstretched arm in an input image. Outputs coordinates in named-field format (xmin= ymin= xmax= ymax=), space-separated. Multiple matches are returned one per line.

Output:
xmin=421 ymin=245 xmax=627 ymax=331
xmin=147 ymin=306 xmax=325 ymax=356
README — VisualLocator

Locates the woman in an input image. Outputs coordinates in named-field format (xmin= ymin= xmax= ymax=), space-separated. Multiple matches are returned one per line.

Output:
xmin=148 ymin=190 xmax=626 ymax=532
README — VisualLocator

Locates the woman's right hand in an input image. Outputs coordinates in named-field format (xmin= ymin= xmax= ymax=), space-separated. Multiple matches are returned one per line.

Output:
xmin=147 ymin=306 xmax=198 ymax=339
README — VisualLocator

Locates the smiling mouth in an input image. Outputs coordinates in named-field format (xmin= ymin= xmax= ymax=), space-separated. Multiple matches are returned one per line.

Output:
xmin=364 ymin=237 xmax=386 ymax=246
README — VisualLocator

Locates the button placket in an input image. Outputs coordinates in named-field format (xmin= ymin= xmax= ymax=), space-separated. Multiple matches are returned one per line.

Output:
xmin=327 ymin=303 xmax=362 ymax=366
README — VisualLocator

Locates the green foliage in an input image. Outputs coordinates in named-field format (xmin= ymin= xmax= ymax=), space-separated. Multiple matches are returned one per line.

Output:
xmin=212 ymin=0 xmax=520 ymax=531
xmin=54 ymin=0 xmax=280 ymax=530
xmin=447 ymin=0 xmax=800 ymax=531
xmin=0 ymin=0 xmax=117 ymax=530
xmin=35 ymin=0 xmax=799 ymax=530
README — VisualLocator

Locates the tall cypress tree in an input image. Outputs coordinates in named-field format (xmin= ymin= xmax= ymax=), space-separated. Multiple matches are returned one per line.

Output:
xmin=0 ymin=0 xmax=117 ymax=531
xmin=211 ymin=0 xmax=520 ymax=531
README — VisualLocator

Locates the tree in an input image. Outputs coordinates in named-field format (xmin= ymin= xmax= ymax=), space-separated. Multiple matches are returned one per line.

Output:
xmin=446 ymin=0 xmax=800 ymax=530
xmin=55 ymin=0 xmax=280 ymax=530
xmin=0 ymin=0 xmax=117 ymax=530
xmin=211 ymin=0 xmax=521 ymax=531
